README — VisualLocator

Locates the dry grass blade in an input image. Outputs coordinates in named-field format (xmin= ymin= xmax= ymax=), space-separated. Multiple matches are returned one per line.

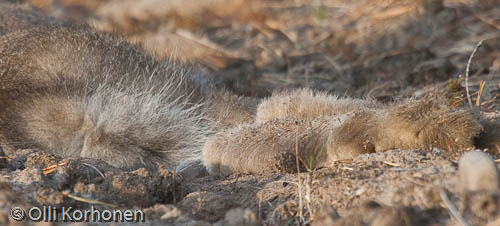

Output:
xmin=475 ymin=81 xmax=485 ymax=106
xmin=439 ymin=189 xmax=469 ymax=226
xmin=383 ymin=161 xmax=401 ymax=167
xmin=62 ymin=191 xmax=116 ymax=208
xmin=465 ymin=40 xmax=484 ymax=107
xmin=294 ymin=128 xmax=304 ymax=224
xmin=335 ymin=159 xmax=353 ymax=164
xmin=265 ymin=19 xmax=297 ymax=42
xmin=305 ymin=177 xmax=313 ymax=222
xmin=82 ymin=163 xmax=105 ymax=179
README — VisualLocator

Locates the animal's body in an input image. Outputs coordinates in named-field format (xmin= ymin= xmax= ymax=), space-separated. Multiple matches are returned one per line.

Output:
xmin=0 ymin=3 xmax=254 ymax=170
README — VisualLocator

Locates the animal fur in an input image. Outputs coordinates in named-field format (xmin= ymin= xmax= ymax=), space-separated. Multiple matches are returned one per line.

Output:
xmin=206 ymin=90 xmax=259 ymax=130
xmin=0 ymin=3 xmax=255 ymax=170
xmin=202 ymin=116 xmax=344 ymax=175
xmin=255 ymin=88 xmax=381 ymax=123
xmin=203 ymin=89 xmax=497 ymax=175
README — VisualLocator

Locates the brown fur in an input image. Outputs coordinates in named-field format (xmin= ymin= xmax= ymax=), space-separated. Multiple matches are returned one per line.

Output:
xmin=376 ymin=99 xmax=482 ymax=152
xmin=203 ymin=89 xmax=496 ymax=175
xmin=203 ymin=116 xmax=343 ymax=175
xmin=323 ymin=110 xmax=379 ymax=166
xmin=206 ymin=91 xmax=259 ymax=131
xmin=256 ymin=89 xmax=380 ymax=123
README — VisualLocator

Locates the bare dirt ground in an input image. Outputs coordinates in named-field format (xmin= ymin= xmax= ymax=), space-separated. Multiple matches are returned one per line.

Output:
xmin=1 ymin=0 xmax=500 ymax=225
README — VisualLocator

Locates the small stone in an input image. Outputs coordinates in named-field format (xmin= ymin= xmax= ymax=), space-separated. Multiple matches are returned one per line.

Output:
xmin=160 ymin=205 xmax=182 ymax=220
xmin=458 ymin=151 xmax=500 ymax=193
xmin=223 ymin=208 xmax=260 ymax=226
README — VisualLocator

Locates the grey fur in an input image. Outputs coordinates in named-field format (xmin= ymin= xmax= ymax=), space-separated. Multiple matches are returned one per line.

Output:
xmin=0 ymin=3 xmax=220 ymax=170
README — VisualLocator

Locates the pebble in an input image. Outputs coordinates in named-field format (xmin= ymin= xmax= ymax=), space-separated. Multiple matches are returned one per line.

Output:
xmin=458 ymin=151 xmax=500 ymax=192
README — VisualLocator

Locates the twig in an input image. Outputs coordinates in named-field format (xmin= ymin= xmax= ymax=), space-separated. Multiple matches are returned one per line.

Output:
xmin=265 ymin=19 xmax=297 ymax=42
xmin=62 ymin=191 xmax=116 ymax=208
xmin=475 ymin=81 xmax=485 ymax=106
xmin=304 ymin=175 xmax=314 ymax=222
xmin=383 ymin=161 xmax=400 ymax=167
xmin=42 ymin=161 xmax=68 ymax=175
xmin=195 ymin=190 xmax=203 ymax=214
xmin=295 ymin=128 xmax=304 ymax=223
xmin=465 ymin=40 xmax=484 ymax=107
xmin=82 ymin=163 xmax=105 ymax=179
xmin=342 ymin=166 xmax=354 ymax=171
xmin=295 ymin=129 xmax=301 ymax=176
xmin=390 ymin=167 xmax=424 ymax=171
xmin=175 ymin=30 xmax=246 ymax=60
xmin=440 ymin=189 xmax=469 ymax=226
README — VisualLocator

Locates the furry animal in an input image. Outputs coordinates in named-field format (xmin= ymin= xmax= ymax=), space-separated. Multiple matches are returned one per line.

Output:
xmin=0 ymin=3 xmax=255 ymax=170
xmin=203 ymin=89 xmax=499 ymax=175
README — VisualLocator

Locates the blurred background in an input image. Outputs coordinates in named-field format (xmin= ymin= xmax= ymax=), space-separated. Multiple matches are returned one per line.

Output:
xmin=24 ymin=0 xmax=500 ymax=109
